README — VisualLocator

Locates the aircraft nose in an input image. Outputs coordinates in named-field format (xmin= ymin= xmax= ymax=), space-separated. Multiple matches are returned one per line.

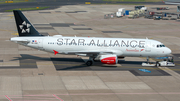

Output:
xmin=165 ymin=48 xmax=171 ymax=55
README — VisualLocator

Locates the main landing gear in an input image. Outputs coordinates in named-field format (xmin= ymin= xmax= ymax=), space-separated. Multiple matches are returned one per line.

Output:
xmin=86 ymin=57 xmax=94 ymax=66
xmin=86 ymin=60 xmax=93 ymax=66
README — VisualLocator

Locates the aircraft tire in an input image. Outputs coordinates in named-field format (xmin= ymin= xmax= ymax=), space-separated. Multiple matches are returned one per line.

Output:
xmin=156 ymin=61 xmax=159 ymax=67
xmin=86 ymin=60 xmax=93 ymax=66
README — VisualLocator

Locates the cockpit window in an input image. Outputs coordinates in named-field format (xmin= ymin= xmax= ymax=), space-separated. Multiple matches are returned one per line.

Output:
xmin=162 ymin=45 xmax=165 ymax=47
xmin=157 ymin=44 xmax=165 ymax=48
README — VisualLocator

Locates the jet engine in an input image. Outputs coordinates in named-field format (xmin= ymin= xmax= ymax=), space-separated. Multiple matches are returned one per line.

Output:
xmin=100 ymin=55 xmax=118 ymax=64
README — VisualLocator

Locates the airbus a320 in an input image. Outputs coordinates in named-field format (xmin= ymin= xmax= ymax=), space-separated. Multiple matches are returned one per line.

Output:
xmin=11 ymin=10 xmax=172 ymax=66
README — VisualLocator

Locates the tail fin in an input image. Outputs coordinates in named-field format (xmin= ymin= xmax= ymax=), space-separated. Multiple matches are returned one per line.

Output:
xmin=13 ymin=10 xmax=42 ymax=36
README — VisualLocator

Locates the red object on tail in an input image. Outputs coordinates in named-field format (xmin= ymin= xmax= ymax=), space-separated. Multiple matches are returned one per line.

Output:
xmin=53 ymin=50 xmax=58 ymax=55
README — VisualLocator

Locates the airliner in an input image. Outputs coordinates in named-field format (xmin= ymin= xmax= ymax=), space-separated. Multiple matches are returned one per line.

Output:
xmin=162 ymin=0 xmax=180 ymax=4
xmin=10 ymin=10 xmax=171 ymax=66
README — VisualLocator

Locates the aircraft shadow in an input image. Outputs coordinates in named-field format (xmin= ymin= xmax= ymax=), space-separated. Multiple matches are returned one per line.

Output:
xmin=5 ymin=54 xmax=172 ymax=76
xmin=8 ymin=54 xmax=150 ymax=70
xmin=11 ymin=54 xmax=84 ymax=63
xmin=118 ymin=60 xmax=144 ymax=65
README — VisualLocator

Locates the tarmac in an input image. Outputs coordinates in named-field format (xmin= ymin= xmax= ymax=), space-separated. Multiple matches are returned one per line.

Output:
xmin=0 ymin=4 xmax=180 ymax=101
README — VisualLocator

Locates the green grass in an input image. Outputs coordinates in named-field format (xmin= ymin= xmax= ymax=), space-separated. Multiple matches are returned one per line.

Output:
xmin=92 ymin=3 xmax=143 ymax=5
xmin=5 ymin=7 xmax=49 ymax=12
xmin=102 ymin=0 xmax=160 ymax=1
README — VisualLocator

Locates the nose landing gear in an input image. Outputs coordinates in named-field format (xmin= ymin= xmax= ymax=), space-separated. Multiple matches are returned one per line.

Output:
xmin=146 ymin=57 xmax=149 ymax=63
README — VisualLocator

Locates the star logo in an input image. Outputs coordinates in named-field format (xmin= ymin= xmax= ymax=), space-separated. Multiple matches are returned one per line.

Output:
xmin=19 ymin=21 xmax=31 ymax=33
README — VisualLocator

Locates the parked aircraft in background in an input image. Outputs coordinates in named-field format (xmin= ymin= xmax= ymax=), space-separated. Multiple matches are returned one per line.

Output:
xmin=11 ymin=10 xmax=172 ymax=66
xmin=162 ymin=0 xmax=180 ymax=4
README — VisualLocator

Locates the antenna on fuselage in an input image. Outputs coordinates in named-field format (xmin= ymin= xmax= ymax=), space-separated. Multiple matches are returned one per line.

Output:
xmin=146 ymin=37 xmax=148 ymax=39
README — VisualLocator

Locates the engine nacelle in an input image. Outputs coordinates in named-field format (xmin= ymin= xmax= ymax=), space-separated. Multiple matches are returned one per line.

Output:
xmin=100 ymin=55 xmax=118 ymax=64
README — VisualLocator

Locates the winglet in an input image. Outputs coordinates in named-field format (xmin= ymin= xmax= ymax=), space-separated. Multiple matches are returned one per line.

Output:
xmin=53 ymin=50 xmax=58 ymax=55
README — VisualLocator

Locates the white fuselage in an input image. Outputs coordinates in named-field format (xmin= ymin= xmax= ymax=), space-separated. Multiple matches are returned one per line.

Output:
xmin=11 ymin=35 xmax=171 ymax=58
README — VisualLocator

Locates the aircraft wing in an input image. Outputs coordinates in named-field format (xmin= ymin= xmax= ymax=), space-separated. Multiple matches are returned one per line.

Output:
xmin=64 ymin=50 xmax=112 ymax=54
xmin=61 ymin=50 xmax=123 ymax=56
xmin=75 ymin=51 xmax=113 ymax=55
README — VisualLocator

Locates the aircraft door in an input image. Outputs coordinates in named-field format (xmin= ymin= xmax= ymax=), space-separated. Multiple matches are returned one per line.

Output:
xmin=38 ymin=38 xmax=43 ymax=49
xmin=145 ymin=41 xmax=151 ymax=52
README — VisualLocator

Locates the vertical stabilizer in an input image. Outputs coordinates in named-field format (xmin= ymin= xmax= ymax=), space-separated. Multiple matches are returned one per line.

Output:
xmin=13 ymin=10 xmax=42 ymax=36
